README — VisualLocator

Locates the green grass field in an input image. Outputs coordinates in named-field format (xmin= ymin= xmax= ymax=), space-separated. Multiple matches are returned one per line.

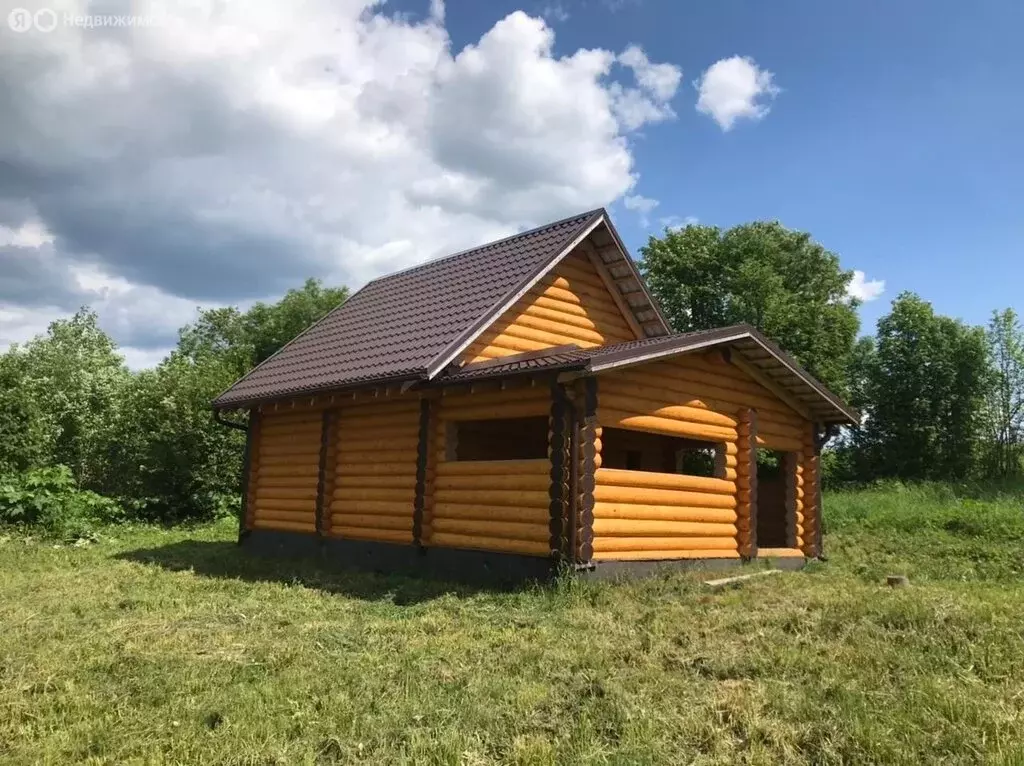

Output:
xmin=3 ymin=484 xmax=1024 ymax=764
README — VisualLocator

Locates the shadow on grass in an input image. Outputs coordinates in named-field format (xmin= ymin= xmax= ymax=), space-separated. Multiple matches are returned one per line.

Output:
xmin=115 ymin=540 xmax=536 ymax=605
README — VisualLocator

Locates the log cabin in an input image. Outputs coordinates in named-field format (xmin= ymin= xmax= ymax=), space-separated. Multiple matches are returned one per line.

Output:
xmin=213 ymin=209 xmax=858 ymax=580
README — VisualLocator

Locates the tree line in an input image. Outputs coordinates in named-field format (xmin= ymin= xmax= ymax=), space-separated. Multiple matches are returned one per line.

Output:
xmin=640 ymin=222 xmax=1024 ymax=484
xmin=0 ymin=280 xmax=346 ymax=530
xmin=0 ymin=222 xmax=1021 ymax=532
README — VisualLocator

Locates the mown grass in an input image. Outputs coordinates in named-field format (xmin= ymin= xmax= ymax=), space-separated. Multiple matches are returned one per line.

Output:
xmin=2 ymin=485 xmax=1024 ymax=764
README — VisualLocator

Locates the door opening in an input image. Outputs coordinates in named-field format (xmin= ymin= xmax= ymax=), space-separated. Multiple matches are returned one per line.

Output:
xmin=755 ymin=450 xmax=795 ymax=548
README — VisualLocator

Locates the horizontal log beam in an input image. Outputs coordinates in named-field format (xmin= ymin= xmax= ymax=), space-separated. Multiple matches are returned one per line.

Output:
xmin=431 ymin=518 xmax=549 ymax=542
xmin=252 ymin=519 xmax=315 ymax=534
xmin=595 ymin=468 xmax=734 ymax=495
xmin=594 ymin=502 xmax=737 ymax=523
xmin=593 ymin=536 xmax=738 ymax=552
xmin=597 ymin=409 xmax=736 ymax=442
xmin=330 ymin=513 xmax=412 ymax=531
xmin=427 ymin=532 xmax=549 ymax=557
xmin=434 ymin=488 xmax=549 ymax=508
xmin=592 ymin=549 xmax=741 ymax=561
xmin=593 ymin=519 xmax=737 ymax=537
xmin=330 ymin=499 xmax=414 ymax=516
xmin=335 ymin=475 xmax=417 ymax=490
xmin=593 ymin=485 xmax=737 ymax=509
xmin=599 ymin=393 xmax=737 ymax=429
xmin=328 ymin=527 xmax=413 ymax=544
xmin=335 ymin=451 xmax=416 ymax=466
xmin=433 ymin=502 xmax=550 ymax=524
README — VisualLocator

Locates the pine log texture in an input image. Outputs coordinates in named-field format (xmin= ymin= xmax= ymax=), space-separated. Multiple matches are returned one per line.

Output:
xmin=327 ymin=399 xmax=420 ymax=544
xmin=461 ymin=251 xmax=638 ymax=363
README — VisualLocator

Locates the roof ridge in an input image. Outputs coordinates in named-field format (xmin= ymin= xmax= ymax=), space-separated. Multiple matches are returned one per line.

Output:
xmin=362 ymin=207 xmax=606 ymax=287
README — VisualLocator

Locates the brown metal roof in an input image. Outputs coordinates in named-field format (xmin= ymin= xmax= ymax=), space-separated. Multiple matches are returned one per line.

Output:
xmin=214 ymin=209 xmax=614 ymax=408
xmin=437 ymin=325 xmax=859 ymax=425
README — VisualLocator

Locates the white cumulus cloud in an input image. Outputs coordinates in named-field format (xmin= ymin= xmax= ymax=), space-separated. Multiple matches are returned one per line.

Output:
xmin=0 ymin=0 xmax=683 ymax=366
xmin=695 ymin=55 xmax=779 ymax=131
xmin=659 ymin=215 xmax=699 ymax=230
xmin=847 ymin=270 xmax=886 ymax=302
xmin=623 ymin=193 xmax=659 ymax=226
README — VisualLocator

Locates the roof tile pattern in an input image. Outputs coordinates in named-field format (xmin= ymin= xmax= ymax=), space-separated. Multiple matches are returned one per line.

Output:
xmin=214 ymin=210 xmax=602 ymax=407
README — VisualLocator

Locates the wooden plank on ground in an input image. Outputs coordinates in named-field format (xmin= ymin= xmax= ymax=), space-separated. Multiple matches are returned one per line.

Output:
xmin=703 ymin=569 xmax=783 ymax=591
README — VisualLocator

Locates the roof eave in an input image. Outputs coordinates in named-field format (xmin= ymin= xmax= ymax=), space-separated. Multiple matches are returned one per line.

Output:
xmin=595 ymin=214 xmax=673 ymax=337
xmin=583 ymin=325 xmax=859 ymax=426
xmin=211 ymin=370 xmax=429 ymax=412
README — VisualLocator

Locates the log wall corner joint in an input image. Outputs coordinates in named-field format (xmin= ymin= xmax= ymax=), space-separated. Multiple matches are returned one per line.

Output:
xmin=749 ymin=408 xmax=759 ymax=559
xmin=575 ymin=376 xmax=598 ymax=565
xmin=412 ymin=397 xmax=431 ymax=547
xmin=314 ymin=408 xmax=333 ymax=538
xmin=548 ymin=381 xmax=570 ymax=562
xmin=784 ymin=451 xmax=798 ymax=549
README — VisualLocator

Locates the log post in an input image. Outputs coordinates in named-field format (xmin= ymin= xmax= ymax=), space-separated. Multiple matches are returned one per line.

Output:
xmin=548 ymin=383 xmax=570 ymax=561
xmin=801 ymin=423 xmax=821 ymax=557
xmin=314 ymin=408 xmax=334 ymax=538
xmin=735 ymin=407 xmax=757 ymax=559
xmin=575 ymin=377 xmax=598 ymax=565
xmin=794 ymin=454 xmax=805 ymax=549
xmin=783 ymin=452 xmax=797 ymax=548
xmin=413 ymin=398 xmax=435 ymax=547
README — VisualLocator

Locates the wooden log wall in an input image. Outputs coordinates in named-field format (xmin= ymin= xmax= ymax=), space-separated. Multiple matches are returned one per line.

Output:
xmin=800 ymin=424 xmax=819 ymax=556
xmin=427 ymin=386 xmax=552 ymax=556
xmin=594 ymin=351 xmax=817 ymax=561
xmin=461 ymin=251 xmax=638 ymax=364
xmin=316 ymin=410 xmax=335 ymax=536
xmin=735 ymin=408 xmax=756 ymax=558
xmin=592 ymin=469 xmax=739 ymax=561
xmin=328 ymin=399 xmax=421 ymax=545
xmin=249 ymin=408 xmax=323 ymax=533
xmin=604 ymin=354 xmax=808 ymax=452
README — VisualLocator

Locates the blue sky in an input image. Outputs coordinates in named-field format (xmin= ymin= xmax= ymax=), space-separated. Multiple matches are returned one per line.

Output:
xmin=1 ymin=0 xmax=1019 ymax=366
xmin=407 ymin=0 xmax=1024 ymax=332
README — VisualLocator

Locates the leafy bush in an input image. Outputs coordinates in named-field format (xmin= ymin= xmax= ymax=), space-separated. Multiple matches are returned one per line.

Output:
xmin=0 ymin=466 xmax=122 ymax=539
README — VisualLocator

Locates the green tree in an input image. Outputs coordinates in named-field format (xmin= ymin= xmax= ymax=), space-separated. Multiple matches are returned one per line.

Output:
xmin=104 ymin=351 xmax=245 ymax=521
xmin=0 ymin=351 xmax=48 ymax=474
xmin=983 ymin=309 xmax=1024 ymax=476
xmin=858 ymin=293 xmax=988 ymax=480
xmin=15 ymin=310 xmax=129 ymax=488
xmin=105 ymin=278 xmax=348 ymax=521
xmin=244 ymin=278 xmax=348 ymax=366
xmin=640 ymin=222 xmax=860 ymax=395
xmin=177 ymin=279 xmax=348 ymax=378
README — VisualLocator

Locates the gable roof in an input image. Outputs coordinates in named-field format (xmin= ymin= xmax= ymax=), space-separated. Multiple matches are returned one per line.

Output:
xmin=213 ymin=208 xmax=670 ymax=409
xmin=437 ymin=325 xmax=860 ymax=425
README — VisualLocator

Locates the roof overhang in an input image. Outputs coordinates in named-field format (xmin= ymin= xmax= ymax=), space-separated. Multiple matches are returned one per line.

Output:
xmin=438 ymin=325 xmax=859 ymax=425
xmin=582 ymin=215 xmax=672 ymax=338
xmin=211 ymin=371 xmax=427 ymax=412
xmin=584 ymin=327 xmax=858 ymax=425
